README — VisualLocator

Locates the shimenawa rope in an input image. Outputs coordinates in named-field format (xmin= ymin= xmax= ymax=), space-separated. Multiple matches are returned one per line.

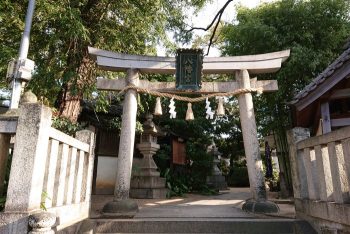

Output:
xmin=117 ymin=85 xmax=263 ymax=103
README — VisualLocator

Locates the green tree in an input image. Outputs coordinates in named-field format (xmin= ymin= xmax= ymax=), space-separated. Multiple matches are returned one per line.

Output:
xmin=220 ymin=0 xmax=350 ymax=193
xmin=0 ymin=0 xmax=207 ymax=121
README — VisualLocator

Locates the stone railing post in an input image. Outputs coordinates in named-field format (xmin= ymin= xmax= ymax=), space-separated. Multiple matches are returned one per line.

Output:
xmin=286 ymin=127 xmax=310 ymax=199
xmin=76 ymin=129 xmax=96 ymax=203
xmin=5 ymin=103 xmax=52 ymax=212
xmin=28 ymin=211 xmax=56 ymax=234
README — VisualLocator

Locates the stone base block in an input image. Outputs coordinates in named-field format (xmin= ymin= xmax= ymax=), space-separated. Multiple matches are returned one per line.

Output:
xmin=133 ymin=169 xmax=161 ymax=177
xmin=102 ymin=199 xmax=139 ymax=218
xmin=131 ymin=176 xmax=166 ymax=189
xmin=242 ymin=199 xmax=280 ymax=213
xmin=206 ymin=175 xmax=228 ymax=190
xmin=130 ymin=188 xmax=168 ymax=199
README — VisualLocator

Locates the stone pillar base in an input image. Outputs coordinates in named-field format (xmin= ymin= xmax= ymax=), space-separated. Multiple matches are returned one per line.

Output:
xmin=102 ymin=199 xmax=139 ymax=218
xmin=242 ymin=199 xmax=279 ymax=213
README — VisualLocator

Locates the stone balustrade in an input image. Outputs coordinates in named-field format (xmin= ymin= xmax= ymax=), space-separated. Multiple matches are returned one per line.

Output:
xmin=287 ymin=126 xmax=350 ymax=233
xmin=0 ymin=104 xmax=95 ymax=233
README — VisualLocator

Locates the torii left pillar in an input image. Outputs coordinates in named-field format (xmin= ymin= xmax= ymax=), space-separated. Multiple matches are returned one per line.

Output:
xmin=102 ymin=69 xmax=139 ymax=218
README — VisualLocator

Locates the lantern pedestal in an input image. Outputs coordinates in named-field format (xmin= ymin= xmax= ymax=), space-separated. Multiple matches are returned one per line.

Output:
xmin=130 ymin=143 xmax=168 ymax=198
xmin=206 ymin=143 xmax=228 ymax=191
xmin=130 ymin=115 xmax=168 ymax=199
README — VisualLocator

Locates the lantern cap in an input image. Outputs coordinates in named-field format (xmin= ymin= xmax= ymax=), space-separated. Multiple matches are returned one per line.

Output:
xmin=143 ymin=114 xmax=158 ymax=135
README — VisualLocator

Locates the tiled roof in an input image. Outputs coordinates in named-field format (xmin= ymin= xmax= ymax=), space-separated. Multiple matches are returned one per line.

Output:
xmin=290 ymin=47 xmax=350 ymax=105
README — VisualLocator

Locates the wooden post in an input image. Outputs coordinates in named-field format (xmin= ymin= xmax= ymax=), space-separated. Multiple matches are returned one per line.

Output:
xmin=0 ymin=133 xmax=11 ymax=195
xmin=321 ymin=102 xmax=331 ymax=134
xmin=236 ymin=69 xmax=266 ymax=201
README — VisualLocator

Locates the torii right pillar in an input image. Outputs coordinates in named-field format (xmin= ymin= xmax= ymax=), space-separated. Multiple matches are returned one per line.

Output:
xmin=237 ymin=69 xmax=279 ymax=213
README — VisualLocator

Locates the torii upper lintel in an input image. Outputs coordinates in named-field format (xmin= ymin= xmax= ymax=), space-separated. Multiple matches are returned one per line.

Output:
xmin=88 ymin=46 xmax=290 ymax=75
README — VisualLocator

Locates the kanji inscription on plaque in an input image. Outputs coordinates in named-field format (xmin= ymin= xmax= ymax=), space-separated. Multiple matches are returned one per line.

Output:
xmin=176 ymin=48 xmax=203 ymax=91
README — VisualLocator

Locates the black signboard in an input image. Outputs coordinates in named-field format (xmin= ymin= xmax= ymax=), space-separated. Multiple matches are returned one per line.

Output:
xmin=175 ymin=48 xmax=203 ymax=91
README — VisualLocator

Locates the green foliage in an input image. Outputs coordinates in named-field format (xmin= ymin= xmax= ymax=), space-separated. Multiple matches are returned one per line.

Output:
xmin=227 ymin=166 xmax=250 ymax=187
xmin=0 ymin=196 xmax=5 ymax=211
xmin=169 ymin=138 xmax=217 ymax=196
xmin=0 ymin=1 xmax=208 ymax=102
xmin=220 ymin=0 xmax=350 ymax=192
xmin=268 ymin=168 xmax=280 ymax=192
xmin=213 ymin=98 xmax=245 ymax=162
xmin=153 ymin=143 xmax=171 ymax=173
xmin=40 ymin=191 xmax=51 ymax=211
xmin=52 ymin=116 xmax=84 ymax=136
xmin=221 ymin=0 xmax=350 ymax=134
xmin=164 ymin=168 xmax=189 ymax=197
xmin=218 ymin=159 xmax=230 ymax=177
xmin=185 ymin=138 xmax=213 ymax=191
xmin=154 ymin=135 xmax=216 ymax=197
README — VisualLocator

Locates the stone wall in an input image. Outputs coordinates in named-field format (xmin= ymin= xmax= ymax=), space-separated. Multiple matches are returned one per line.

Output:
xmin=288 ymin=127 xmax=350 ymax=233
xmin=0 ymin=104 xmax=95 ymax=233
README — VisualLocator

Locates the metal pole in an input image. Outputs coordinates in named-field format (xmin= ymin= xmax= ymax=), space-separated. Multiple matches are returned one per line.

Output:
xmin=9 ymin=0 xmax=36 ymax=109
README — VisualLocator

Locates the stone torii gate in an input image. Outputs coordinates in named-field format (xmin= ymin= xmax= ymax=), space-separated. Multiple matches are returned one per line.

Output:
xmin=88 ymin=47 xmax=290 ymax=217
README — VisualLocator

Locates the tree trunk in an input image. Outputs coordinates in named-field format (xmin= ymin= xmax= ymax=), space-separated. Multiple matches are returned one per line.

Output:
xmin=57 ymin=48 xmax=96 ymax=123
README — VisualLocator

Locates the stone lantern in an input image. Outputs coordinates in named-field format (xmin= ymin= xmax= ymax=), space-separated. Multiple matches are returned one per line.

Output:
xmin=206 ymin=142 xmax=228 ymax=191
xmin=130 ymin=114 xmax=168 ymax=198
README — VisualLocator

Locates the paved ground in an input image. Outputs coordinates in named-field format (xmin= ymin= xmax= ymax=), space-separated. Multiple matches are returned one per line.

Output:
xmin=91 ymin=187 xmax=295 ymax=219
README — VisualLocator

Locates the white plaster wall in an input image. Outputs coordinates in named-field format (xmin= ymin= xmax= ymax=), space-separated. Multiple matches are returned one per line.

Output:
xmin=95 ymin=157 xmax=143 ymax=194
xmin=96 ymin=156 xmax=117 ymax=194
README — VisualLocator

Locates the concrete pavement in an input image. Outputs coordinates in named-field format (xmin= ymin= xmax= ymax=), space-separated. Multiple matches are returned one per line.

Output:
xmin=91 ymin=187 xmax=295 ymax=219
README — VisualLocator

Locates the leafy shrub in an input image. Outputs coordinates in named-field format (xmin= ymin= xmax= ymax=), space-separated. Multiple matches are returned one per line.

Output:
xmin=153 ymin=143 xmax=171 ymax=173
xmin=0 ymin=196 xmax=5 ymax=211
xmin=185 ymin=138 xmax=213 ymax=191
xmin=164 ymin=168 xmax=189 ymax=197
xmin=155 ymin=138 xmax=217 ymax=197
xmin=218 ymin=159 xmax=230 ymax=176
xmin=52 ymin=116 xmax=84 ymax=136
xmin=227 ymin=166 xmax=250 ymax=187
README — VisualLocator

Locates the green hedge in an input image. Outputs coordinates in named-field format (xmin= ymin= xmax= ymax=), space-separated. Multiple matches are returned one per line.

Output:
xmin=227 ymin=167 xmax=250 ymax=187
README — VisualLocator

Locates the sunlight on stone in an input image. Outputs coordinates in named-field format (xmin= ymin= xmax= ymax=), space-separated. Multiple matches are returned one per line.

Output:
xmin=144 ymin=198 xmax=185 ymax=206
xmin=144 ymin=203 xmax=157 ymax=206
xmin=156 ymin=199 xmax=184 ymax=204
xmin=181 ymin=199 xmax=244 ymax=206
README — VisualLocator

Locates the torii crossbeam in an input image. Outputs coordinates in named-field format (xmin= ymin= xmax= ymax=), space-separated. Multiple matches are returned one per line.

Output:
xmin=88 ymin=47 xmax=290 ymax=216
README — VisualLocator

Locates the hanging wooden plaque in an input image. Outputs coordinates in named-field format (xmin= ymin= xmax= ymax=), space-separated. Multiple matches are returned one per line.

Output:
xmin=176 ymin=48 xmax=203 ymax=91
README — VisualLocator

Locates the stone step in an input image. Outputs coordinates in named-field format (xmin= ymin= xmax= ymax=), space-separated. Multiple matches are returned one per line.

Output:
xmin=82 ymin=218 xmax=317 ymax=234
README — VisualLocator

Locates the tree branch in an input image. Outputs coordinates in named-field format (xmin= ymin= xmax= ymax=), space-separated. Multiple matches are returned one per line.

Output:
xmin=186 ymin=0 xmax=233 ymax=55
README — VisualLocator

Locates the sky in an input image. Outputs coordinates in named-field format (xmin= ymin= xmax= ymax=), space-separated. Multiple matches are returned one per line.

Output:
xmin=157 ymin=0 xmax=275 ymax=56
